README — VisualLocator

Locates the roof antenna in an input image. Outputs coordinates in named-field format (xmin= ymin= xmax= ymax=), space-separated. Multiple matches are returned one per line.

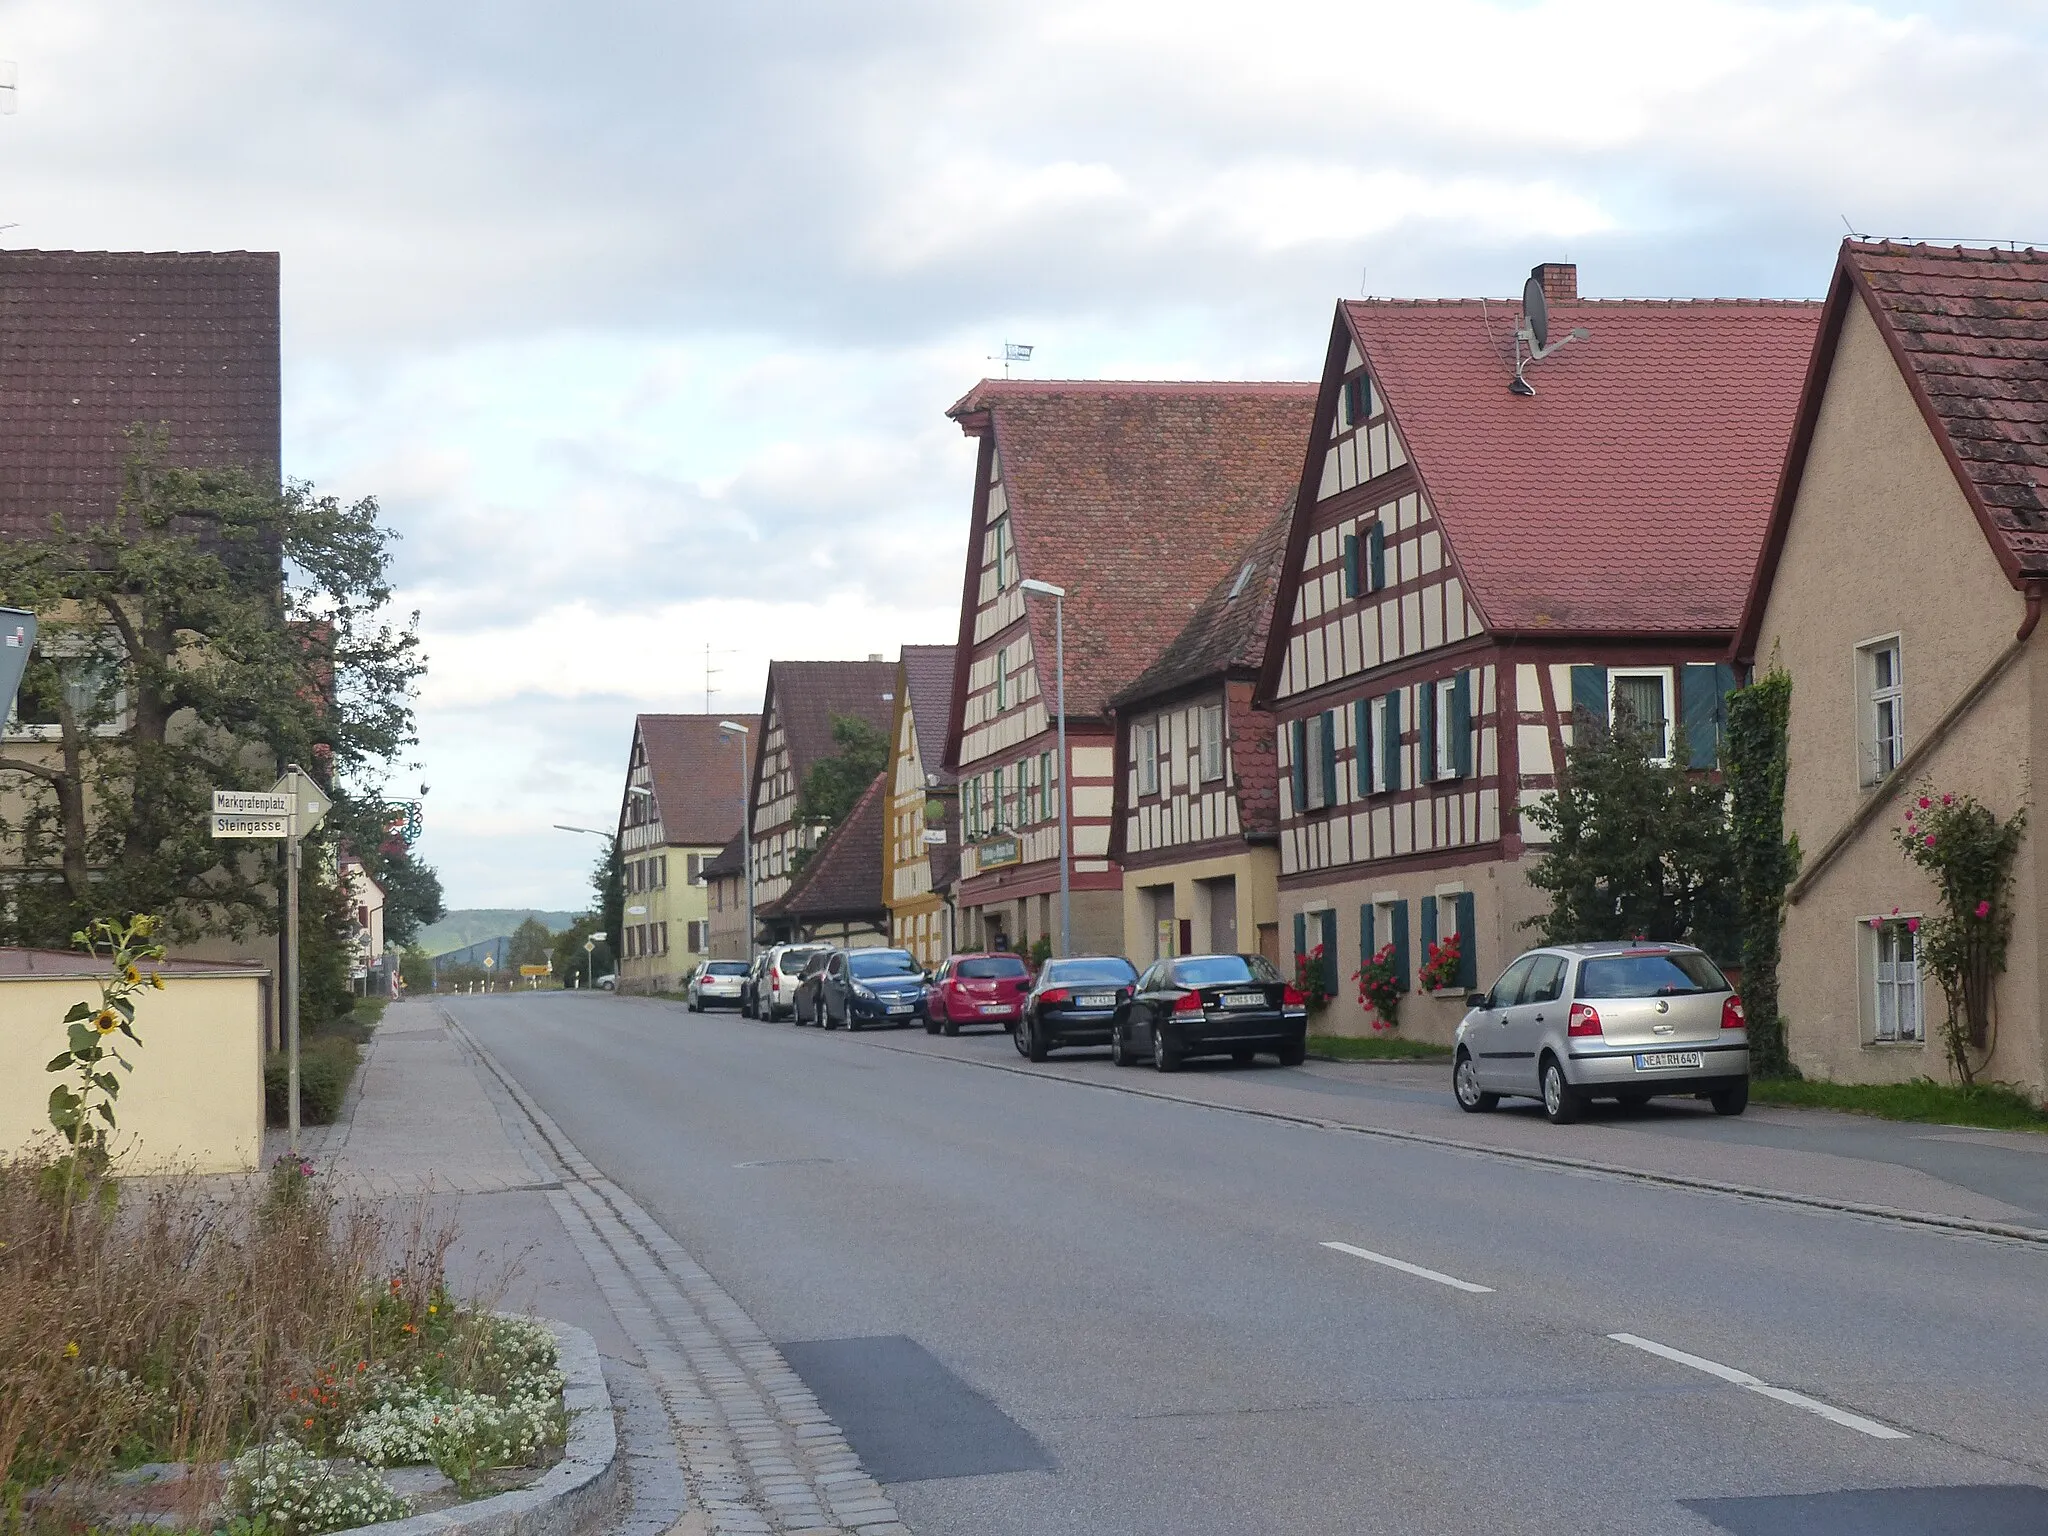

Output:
xmin=988 ymin=342 xmax=1034 ymax=379
xmin=1510 ymin=266 xmax=1589 ymax=396
xmin=1840 ymin=213 xmax=1867 ymax=240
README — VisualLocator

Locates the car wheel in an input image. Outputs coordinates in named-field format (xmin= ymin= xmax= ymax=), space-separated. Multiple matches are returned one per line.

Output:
xmin=940 ymin=1003 xmax=959 ymax=1037
xmin=1025 ymin=1016 xmax=1048 ymax=1062
xmin=687 ymin=997 xmax=699 ymax=1013
xmin=1711 ymin=1080 xmax=1749 ymax=1117
xmin=1453 ymin=1050 xmax=1498 ymax=1113
xmin=923 ymin=1012 xmax=940 ymax=1035
xmin=843 ymin=1002 xmax=860 ymax=1032
xmin=1012 ymin=1015 xmax=1031 ymax=1058
xmin=1541 ymin=1056 xmax=1583 ymax=1125
xmin=1152 ymin=1027 xmax=1182 ymax=1074
xmin=1109 ymin=1024 xmax=1134 ymax=1067
xmin=1276 ymin=1035 xmax=1307 ymax=1068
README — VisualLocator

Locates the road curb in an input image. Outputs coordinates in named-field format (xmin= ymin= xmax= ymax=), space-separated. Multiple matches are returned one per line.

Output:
xmin=845 ymin=1031 xmax=2048 ymax=1250
xmin=342 ymin=1319 xmax=620 ymax=1536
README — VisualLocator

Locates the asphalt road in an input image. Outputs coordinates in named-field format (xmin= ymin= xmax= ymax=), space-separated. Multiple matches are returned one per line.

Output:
xmin=456 ymin=993 xmax=2048 ymax=1536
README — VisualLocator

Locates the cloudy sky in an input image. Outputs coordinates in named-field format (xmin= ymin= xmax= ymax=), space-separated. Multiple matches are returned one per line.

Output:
xmin=3 ymin=0 xmax=2044 ymax=909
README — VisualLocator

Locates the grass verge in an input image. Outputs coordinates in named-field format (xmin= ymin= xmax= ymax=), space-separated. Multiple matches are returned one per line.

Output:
xmin=1308 ymin=1033 xmax=1453 ymax=1062
xmin=1750 ymin=1075 xmax=2048 ymax=1132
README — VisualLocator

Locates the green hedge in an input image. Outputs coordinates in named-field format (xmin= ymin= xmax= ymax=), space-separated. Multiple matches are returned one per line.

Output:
xmin=264 ymin=1036 xmax=361 ymax=1126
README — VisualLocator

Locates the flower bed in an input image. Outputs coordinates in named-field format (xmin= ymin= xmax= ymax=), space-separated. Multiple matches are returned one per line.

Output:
xmin=0 ymin=1152 xmax=565 ymax=1536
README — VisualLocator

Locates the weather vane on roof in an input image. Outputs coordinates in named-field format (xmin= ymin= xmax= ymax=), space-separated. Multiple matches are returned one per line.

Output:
xmin=989 ymin=341 xmax=1034 ymax=379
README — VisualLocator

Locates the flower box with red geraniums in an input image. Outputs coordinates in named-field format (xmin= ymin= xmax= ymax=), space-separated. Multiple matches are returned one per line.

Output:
xmin=1352 ymin=943 xmax=1401 ymax=1031
xmin=1417 ymin=932 xmax=1463 ymax=995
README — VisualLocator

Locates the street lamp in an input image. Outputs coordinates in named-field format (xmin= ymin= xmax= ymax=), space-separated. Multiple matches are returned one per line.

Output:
xmin=1018 ymin=578 xmax=1070 ymax=958
xmin=555 ymin=823 xmax=615 ymax=989
xmin=719 ymin=720 xmax=755 ymax=962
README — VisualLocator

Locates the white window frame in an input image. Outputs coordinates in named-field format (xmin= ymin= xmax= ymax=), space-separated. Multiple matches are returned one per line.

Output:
xmin=1609 ymin=668 xmax=1673 ymax=763
xmin=1137 ymin=721 xmax=1160 ymax=796
xmin=1022 ymin=753 xmax=1040 ymax=823
xmin=1433 ymin=682 xmax=1457 ymax=782
xmin=1864 ymin=916 xmax=1923 ymax=1044
xmin=1370 ymin=695 xmax=1394 ymax=795
xmin=1041 ymin=748 xmax=1058 ymax=823
xmin=5 ymin=631 xmax=132 ymax=742
xmin=1304 ymin=713 xmax=1329 ymax=811
xmin=1199 ymin=704 xmax=1225 ymax=783
xmin=1858 ymin=636 xmax=1904 ymax=789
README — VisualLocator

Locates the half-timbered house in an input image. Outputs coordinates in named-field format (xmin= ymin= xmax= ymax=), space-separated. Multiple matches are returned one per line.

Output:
xmin=1109 ymin=503 xmax=1288 ymax=965
xmin=1256 ymin=265 xmax=1820 ymax=1039
xmin=747 ymin=658 xmax=897 ymax=939
xmin=757 ymin=770 xmax=890 ymax=950
xmin=885 ymin=644 xmax=959 ymax=968
xmin=943 ymin=381 xmax=1317 ymax=958
xmin=614 ymin=714 xmax=747 ymax=992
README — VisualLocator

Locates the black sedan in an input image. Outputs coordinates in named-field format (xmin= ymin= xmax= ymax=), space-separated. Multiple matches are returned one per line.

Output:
xmin=820 ymin=947 xmax=928 ymax=1030
xmin=1113 ymin=953 xmax=1309 ymax=1072
xmin=791 ymin=950 xmax=833 ymax=1025
xmin=1015 ymin=955 xmax=1139 ymax=1060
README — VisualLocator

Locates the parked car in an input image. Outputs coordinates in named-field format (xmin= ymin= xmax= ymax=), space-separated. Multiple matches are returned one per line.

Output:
xmin=924 ymin=952 xmax=1033 ymax=1036
xmin=819 ymin=947 xmax=927 ymax=1030
xmin=687 ymin=959 xmax=749 ymax=1012
xmin=1453 ymin=941 xmax=1748 ymax=1123
xmin=1016 ymin=955 xmax=1139 ymax=1060
xmin=791 ymin=949 xmax=834 ymax=1025
xmin=1115 ymin=953 xmax=1307 ymax=1071
xmin=751 ymin=943 xmax=829 ymax=1021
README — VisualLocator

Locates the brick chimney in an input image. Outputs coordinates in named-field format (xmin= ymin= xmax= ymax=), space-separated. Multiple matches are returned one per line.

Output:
xmin=1535 ymin=262 xmax=1578 ymax=303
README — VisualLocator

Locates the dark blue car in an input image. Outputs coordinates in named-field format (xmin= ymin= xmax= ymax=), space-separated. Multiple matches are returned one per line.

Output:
xmin=820 ymin=947 xmax=928 ymax=1030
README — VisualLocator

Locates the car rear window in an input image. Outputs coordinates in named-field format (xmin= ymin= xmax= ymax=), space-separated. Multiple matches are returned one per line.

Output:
xmin=958 ymin=956 xmax=1029 ymax=979
xmin=1576 ymin=951 xmax=1729 ymax=999
xmin=1172 ymin=955 xmax=1283 ymax=987
xmin=800 ymin=954 xmax=831 ymax=976
xmin=1043 ymin=958 xmax=1137 ymax=985
xmin=705 ymin=962 xmax=748 ymax=976
xmin=849 ymin=949 xmax=920 ymax=978
xmin=779 ymin=948 xmax=824 ymax=969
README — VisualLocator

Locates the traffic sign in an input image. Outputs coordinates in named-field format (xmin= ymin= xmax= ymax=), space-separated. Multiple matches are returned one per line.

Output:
xmin=211 ymin=812 xmax=294 ymax=838
xmin=482 ymin=953 xmax=495 ymax=969
xmin=213 ymin=790 xmax=292 ymax=817
xmin=0 ymin=607 xmax=37 ymax=724
xmin=519 ymin=964 xmax=550 ymax=977
xmin=273 ymin=767 xmax=331 ymax=835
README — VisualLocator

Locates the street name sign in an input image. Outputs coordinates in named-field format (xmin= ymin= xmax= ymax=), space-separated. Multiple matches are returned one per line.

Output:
xmin=211 ymin=812 xmax=294 ymax=839
xmin=213 ymin=790 xmax=292 ymax=817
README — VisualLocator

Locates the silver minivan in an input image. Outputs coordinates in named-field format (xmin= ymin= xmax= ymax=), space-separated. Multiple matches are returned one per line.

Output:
xmin=1452 ymin=941 xmax=1748 ymax=1123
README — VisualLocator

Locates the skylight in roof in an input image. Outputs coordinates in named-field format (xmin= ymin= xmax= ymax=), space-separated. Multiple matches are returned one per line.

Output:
xmin=1227 ymin=561 xmax=1255 ymax=600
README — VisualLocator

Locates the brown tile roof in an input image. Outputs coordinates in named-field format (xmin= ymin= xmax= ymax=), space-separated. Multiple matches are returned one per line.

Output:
xmin=628 ymin=715 xmax=751 ymax=848
xmin=899 ymin=644 xmax=957 ymax=786
xmin=1277 ymin=296 xmax=1821 ymax=651
xmin=1113 ymin=499 xmax=1293 ymax=706
xmin=701 ymin=829 xmax=746 ymax=880
xmin=1738 ymin=241 xmax=2048 ymax=657
xmin=946 ymin=381 xmax=1317 ymax=729
xmin=0 ymin=251 xmax=280 ymax=541
xmin=765 ymin=769 xmax=887 ymax=922
xmin=764 ymin=659 xmax=900 ymax=799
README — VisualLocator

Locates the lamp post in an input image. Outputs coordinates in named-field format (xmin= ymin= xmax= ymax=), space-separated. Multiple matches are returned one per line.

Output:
xmin=719 ymin=720 xmax=755 ymax=962
xmin=554 ymin=822 xmax=616 ymax=986
xmin=1018 ymin=579 xmax=1069 ymax=958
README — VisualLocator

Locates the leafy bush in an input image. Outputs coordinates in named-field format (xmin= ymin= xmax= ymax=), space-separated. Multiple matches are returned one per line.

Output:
xmin=264 ymin=1037 xmax=360 ymax=1126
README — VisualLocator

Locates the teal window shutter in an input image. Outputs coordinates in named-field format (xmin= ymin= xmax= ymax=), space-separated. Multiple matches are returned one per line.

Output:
xmin=1344 ymin=374 xmax=1369 ymax=426
xmin=1680 ymin=663 xmax=1721 ymax=769
xmin=1360 ymin=904 xmax=1375 ymax=964
xmin=1383 ymin=691 xmax=1403 ymax=791
xmin=1451 ymin=671 xmax=1473 ymax=777
xmin=1420 ymin=893 xmax=1438 ymax=958
xmin=1290 ymin=719 xmax=1307 ymax=813
xmin=1321 ymin=710 xmax=1339 ymax=806
xmin=1419 ymin=681 xmax=1437 ymax=782
xmin=1319 ymin=910 xmax=1338 ymax=992
xmin=1571 ymin=666 xmax=1610 ymax=729
xmin=1354 ymin=698 xmax=1372 ymax=793
xmin=1390 ymin=900 xmax=1410 ymax=993
xmin=1343 ymin=534 xmax=1361 ymax=599
xmin=1292 ymin=911 xmax=1307 ymax=969
xmin=1454 ymin=892 xmax=1477 ymax=988
xmin=1368 ymin=522 xmax=1387 ymax=592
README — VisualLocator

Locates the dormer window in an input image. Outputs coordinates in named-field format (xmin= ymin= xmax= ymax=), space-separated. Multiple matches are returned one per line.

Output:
xmin=1343 ymin=373 xmax=1372 ymax=429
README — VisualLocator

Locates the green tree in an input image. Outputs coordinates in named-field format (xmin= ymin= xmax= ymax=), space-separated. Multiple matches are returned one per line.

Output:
xmin=1724 ymin=667 xmax=1797 ymax=1075
xmin=398 ymin=945 xmax=436 ymax=994
xmin=797 ymin=713 xmax=887 ymax=829
xmin=551 ymin=911 xmax=612 ymax=987
xmin=593 ymin=836 xmax=623 ymax=965
xmin=371 ymin=850 xmax=444 ymax=949
xmin=0 ymin=436 xmax=422 ymax=950
xmin=1523 ymin=707 xmax=1738 ymax=958
xmin=507 ymin=914 xmax=554 ymax=969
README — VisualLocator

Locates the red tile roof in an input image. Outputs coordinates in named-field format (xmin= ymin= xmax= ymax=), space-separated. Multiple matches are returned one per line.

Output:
xmin=0 ymin=251 xmax=280 ymax=541
xmin=628 ymin=715 xmax=751 ymax=849
xmin=1113 ymin=499 xmax=1293 ymax=706
xmin=762 ymin=660 xmax=900 ymax=812
xmin=947 ymin=381 xmax=1317 ymax=727
xmin=702 ymin=829 xmax=746 ymax=880
xmin=1329 ymin=296 xmax=1820 ymax=637
xmin=763 ymin=769 xmax=887 ymax=922
xmin=899 ymin=644 xmax=957 ymax=786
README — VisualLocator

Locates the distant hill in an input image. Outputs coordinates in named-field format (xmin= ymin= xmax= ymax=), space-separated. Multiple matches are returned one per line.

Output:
xmin=417 ymin=909 xmax=583 ymax=957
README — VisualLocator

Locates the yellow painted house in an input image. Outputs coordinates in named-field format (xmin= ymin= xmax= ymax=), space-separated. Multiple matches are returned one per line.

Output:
xmin=885 ymin=644 xmax=959 ymax=968
xmin=616 ymin=714 xmax=747 ymax=993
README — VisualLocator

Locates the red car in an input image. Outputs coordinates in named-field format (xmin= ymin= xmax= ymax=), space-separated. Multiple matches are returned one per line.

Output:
xmin=924 ymin=952 xmax=1034 ymax=1036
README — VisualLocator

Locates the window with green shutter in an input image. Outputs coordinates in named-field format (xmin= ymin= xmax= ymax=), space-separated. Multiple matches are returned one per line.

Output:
xmin=1319 ymin=910 xmax=1339 ymax=992
xmin=1289 ymin=719 xmax=1307 ymax=815
xmin=1343 ymin=533 xmax=1361 ymax=599
xmin=1354 ymin=698 xmax=1372 ymax=795
xmin=1419 ymin=681 xmax=1437 ymax=783
xmin=1292 ymin=911 xmax=1307 ymax=970
xmin=1571 ymin=665 xmax=1610 ymax=730
xmin=1389 ymin=900 xmax=1410 ymax=993
xmin=1451 ymin=671 xmax=1473 ymax=777
xmin=1368 ymin=522 xmax=1387 ymax=592
xmin=1679 ymin=662 xmax=1739 ymax=770
xmin=1381 ymin=690 xmax=1403 ymax=792
xmin=1320 ymin=710 xmax=1338 ymax=808
xmin=1453 ymin=892 xmax=1477 ymax=988
xmin=1360 ymin=903 xmax=1375 ymax=965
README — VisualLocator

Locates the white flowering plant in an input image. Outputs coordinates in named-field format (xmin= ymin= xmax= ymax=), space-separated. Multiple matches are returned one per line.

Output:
xmin=222 ymin=1437 xmax=409 ymax=1536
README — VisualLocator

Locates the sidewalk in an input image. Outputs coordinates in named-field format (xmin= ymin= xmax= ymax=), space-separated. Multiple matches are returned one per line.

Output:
xmin=276 ymin=999 xmax=913 ymax=1536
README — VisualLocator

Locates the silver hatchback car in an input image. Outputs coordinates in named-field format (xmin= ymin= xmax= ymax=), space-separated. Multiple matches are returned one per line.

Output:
xmin=1452 ymin=941 xmax=1748 ymax=1123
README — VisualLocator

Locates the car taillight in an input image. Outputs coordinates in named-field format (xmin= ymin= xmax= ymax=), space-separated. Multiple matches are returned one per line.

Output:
xmin=1039 ymin=987 xmax=1070 ymax=1005
xmin=1173 ymin=990 xmax=1204 ymax=1015
xmin=1567 ymin=1003 xmax=1603 ymax=1038
xmin=770 ymin=969 xmax=782 ymax=983
xmin=1282 ymin=985 xmax=1306 ymax=1007
xmin=1722 ymin=994 xmax=1746 ymax=1030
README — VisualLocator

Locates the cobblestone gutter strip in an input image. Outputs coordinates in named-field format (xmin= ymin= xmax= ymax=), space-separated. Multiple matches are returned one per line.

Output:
xmin=443 ymin=1012 xmax=912 ymax=1536
xmin=341 ymin=1320 xmax=620 ymax=1536
xmin=860 ymin=1036 xmax=2048 ymax=1251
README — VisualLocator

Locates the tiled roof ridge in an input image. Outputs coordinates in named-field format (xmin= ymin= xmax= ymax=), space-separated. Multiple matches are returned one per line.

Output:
xmin=948 ymin=378 xmax=1315 ymax=417
xmin=770 ymin=769 xmax=887 ymax=918
xmin=1342 ymin=296 xmax=1824 ymax=310
xmin=1845 ymin=238 xmax=2048 ymax=259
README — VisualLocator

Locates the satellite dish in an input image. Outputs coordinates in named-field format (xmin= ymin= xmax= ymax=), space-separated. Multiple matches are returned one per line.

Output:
xmin=1521 ymin=271 xmax=1550 ymax=352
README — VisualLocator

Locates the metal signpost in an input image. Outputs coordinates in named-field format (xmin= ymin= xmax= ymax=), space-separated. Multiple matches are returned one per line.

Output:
xmin=210 ymin=764 xmax=330 ymax=1154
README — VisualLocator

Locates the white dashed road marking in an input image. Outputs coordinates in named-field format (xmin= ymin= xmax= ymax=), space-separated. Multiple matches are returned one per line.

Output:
xmin=1321 ymin=1240 xmax=1494 ymax=1294
xmin=1608 ymin=1331 xmax=1910 ymax=1440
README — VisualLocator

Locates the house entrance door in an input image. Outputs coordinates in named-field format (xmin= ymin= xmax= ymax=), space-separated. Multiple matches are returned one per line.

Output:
xmin=1204 ymin=877 xmax=1238 ymax=953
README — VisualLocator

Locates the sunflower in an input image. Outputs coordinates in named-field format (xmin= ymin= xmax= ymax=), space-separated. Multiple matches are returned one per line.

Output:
xmin=94 ymin=1009 xmax=119 ymax=1034
xmin=124 ymin=964 xmax=142 ymax=986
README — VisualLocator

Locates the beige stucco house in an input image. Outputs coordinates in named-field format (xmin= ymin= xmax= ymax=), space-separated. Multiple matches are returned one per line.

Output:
xmin=615 ymin=714 xmax=747 ymax=993
xmin=1738 ymin=240 xmax=2048 ymax=1097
